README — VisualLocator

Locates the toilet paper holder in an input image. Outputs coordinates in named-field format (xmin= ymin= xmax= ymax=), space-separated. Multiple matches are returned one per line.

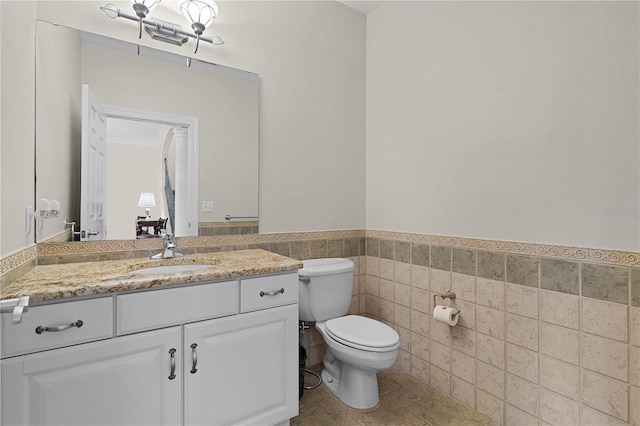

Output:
xmin=433 ymin=290 xmax=461 ymax=318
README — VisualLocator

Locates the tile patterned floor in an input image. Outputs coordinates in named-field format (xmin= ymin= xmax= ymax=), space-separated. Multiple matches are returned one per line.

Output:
xmin=292 ymin=367 xmax=496 ymax=426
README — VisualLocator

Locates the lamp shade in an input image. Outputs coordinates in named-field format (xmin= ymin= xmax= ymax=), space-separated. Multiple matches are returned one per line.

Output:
xmin=138 ymin=192 xmax=157 ymax=208
xmin=179 ymin=0 xmax=218 ymax=32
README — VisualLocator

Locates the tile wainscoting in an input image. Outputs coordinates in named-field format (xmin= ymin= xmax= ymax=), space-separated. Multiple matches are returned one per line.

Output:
xmin=198 ymin=220 xmax=259 ymax=236
xmin=1 ymin=229 xmax=639 ymax=425
xmin=350 ymin=230 xmax=639 ymax=426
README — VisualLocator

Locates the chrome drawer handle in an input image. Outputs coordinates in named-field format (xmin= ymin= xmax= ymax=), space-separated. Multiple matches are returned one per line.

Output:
xmin=35 ymin=320 xmax=83 ymax=334
xmin=260 ymin=288 xmax=285 ymax=297
xmin=169 ymin=348 xmax=177 ymax=380
xmin=190 ymin=343 xmax=198 ymax=374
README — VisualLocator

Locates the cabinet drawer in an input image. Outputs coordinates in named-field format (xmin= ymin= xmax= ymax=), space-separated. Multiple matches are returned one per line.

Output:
xmin=1 ymin=297 xmax=114 ymax=358
xmin=240 ymin=273 xmax=298 ymax=313
xmin=117 ymin=281 xmax=239 ymax=335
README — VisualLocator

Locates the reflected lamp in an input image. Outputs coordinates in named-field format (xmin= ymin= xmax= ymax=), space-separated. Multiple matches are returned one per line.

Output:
xmin=138 ymin=192 xmax=157 ymax=219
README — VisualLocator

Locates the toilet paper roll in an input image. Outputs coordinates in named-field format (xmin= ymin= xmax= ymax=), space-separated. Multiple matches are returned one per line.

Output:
xmin=433 ymin=304 xmax=460 ymax=326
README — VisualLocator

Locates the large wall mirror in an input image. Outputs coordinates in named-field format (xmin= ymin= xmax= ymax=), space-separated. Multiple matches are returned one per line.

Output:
xmin=35 ymin=20 xmax=259 ymax=243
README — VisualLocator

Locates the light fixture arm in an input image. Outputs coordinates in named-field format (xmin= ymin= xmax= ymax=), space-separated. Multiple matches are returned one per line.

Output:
xmin=194 ymin=35 xmax=201 ymax=54
xmin=131 ymin=3 xmax=149 ymax=38
xmin=100 ymin=4 xmax=224 ymax=48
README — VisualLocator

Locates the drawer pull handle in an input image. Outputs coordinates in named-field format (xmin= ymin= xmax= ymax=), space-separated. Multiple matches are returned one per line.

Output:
xmin=35 ymin=320 xmax=83 ymax=334
xmin=190 ymin=343 xmax=198 ymax=374
xmin=169 ymin=348 xmax=177 ymax=380
xmin=260 ymin=288 xmax=285 ymax=297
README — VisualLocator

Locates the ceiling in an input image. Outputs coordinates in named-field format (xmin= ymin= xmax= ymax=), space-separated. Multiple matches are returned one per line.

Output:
xmin=107 ymin=117 xmax=172 ymax=147
xmin=338 ymin=1 xmax=383 ymax=15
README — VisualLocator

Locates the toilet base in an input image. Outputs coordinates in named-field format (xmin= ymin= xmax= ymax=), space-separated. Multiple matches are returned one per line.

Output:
xmin=321 ymin=364 xmax=381 ymax=410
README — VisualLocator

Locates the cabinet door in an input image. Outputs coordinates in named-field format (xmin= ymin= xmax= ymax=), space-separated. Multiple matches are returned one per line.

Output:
xmin=1 ymin=327 xmax=182 ymax=426
xmin=184 ymin=304 xmax=298 ymax=426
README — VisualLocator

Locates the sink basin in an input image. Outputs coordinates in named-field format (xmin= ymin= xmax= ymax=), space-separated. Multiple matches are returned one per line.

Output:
xmin=129 ymin=264 xmax=213 ymax=275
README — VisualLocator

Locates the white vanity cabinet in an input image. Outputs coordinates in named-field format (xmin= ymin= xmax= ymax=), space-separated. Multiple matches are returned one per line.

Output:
xmin=1 ymin=326 xmax=182 ymax=426
xmin=184 ymin=274 xmax=299 ymax=426
xmin=184 ymin=304 xmax=298 ymax=426
xmin=1 ymin=271 xmax=299 ymax=426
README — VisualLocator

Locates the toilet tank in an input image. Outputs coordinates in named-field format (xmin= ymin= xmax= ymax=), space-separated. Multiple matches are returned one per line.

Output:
xmin=298 ymin=258 xmax=355 ymax=322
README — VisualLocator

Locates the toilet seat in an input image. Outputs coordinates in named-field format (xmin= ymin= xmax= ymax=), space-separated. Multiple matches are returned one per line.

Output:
xmin=325 ymin=315 xmax=399 ymax=352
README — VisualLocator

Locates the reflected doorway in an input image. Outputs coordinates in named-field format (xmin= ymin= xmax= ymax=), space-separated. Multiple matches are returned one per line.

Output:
xmin=102 ymin=105 xmax=199 ymax=239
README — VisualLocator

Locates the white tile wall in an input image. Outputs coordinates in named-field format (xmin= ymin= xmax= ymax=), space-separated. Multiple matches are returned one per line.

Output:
xmin=506 ymin=343 xmax=539 ymax=383
xmin=581 ymin=334 xmax=629 ymax=382
xmin=476 ymin=389 xmax=504 ymax=425
xmin=477 ymin=361 xmax=504 ymax=399
xmin=321 ymin=244 xmax=640 ymax=426
xmin=451 ymin=349 xmax=476 ymax=384
xmin=539 ymin=355 xmax=580 ymax=401
xmin=539 ymin=289 xmax=580 ymax=329
xmin=476 ymin=305 xmax=505 ymax=339
xmin=540 ymin=322 xmax=580 ymax=365
xmin=540 ymin=388 xmax=580 ymax=426
xmin=451 ymin=375 xmax=476 ymax=409
xmin=581 ymin=297 xmax=629 ymax=343
xmin=477 ymin=332 xmax=505 ymax=369
xmin=452 ymin=272 xmax=476 ymax=302
xmin=506 ymin=283 xmax=539 ymax=319
xmin=582 ymin=370 xmax=629 ymax=421
xmin=506 ymin=404 xmax=538 ymax=426
xmin=506 ymin=374 xmax=538 ymax=416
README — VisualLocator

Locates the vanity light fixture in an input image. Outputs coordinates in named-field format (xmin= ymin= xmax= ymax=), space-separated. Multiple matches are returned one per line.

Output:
xmin=138 ymin=192 xmax=157 ymax=219
xmin=100 ymin=0 xmax=224 ymax=54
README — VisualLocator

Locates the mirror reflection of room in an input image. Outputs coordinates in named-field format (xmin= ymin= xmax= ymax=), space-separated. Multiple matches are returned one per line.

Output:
xmin=107 ymin=118 xmax=175 ymax=240
xmin=34 ymin=20 xmax=259 ymax=243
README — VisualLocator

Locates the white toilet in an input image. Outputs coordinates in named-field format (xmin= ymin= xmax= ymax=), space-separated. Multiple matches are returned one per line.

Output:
xmin=298 ymin=258 xmax=400 ymax=410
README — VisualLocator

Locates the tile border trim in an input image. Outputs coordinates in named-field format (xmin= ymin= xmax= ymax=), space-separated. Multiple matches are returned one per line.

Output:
xmin=366 ymin=230 xmax=640 ymax=267
xmin=0 ymin=245 xmax=38 ymax=275
xmin=36 ymin=229 xmax=366 ymax=256
xmin=2 ymin=229 xmax=638 ymax=275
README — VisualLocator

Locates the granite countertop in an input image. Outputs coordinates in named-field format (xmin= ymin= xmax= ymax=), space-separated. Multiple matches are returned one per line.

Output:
xmin=1 ymin=249 xmax=303 ymax=304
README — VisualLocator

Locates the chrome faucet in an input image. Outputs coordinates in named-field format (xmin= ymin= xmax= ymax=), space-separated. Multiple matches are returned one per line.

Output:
xmin=151 ymin=233 xmax=183 ymax=259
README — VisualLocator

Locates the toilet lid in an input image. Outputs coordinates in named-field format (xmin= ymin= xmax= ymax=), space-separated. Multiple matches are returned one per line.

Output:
xmin=325 ymin=315 xmax=399 ymax=351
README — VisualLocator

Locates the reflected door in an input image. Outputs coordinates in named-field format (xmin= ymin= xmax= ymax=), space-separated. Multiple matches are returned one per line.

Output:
xmin=80 ymin=84 xmax=107 ymax=240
